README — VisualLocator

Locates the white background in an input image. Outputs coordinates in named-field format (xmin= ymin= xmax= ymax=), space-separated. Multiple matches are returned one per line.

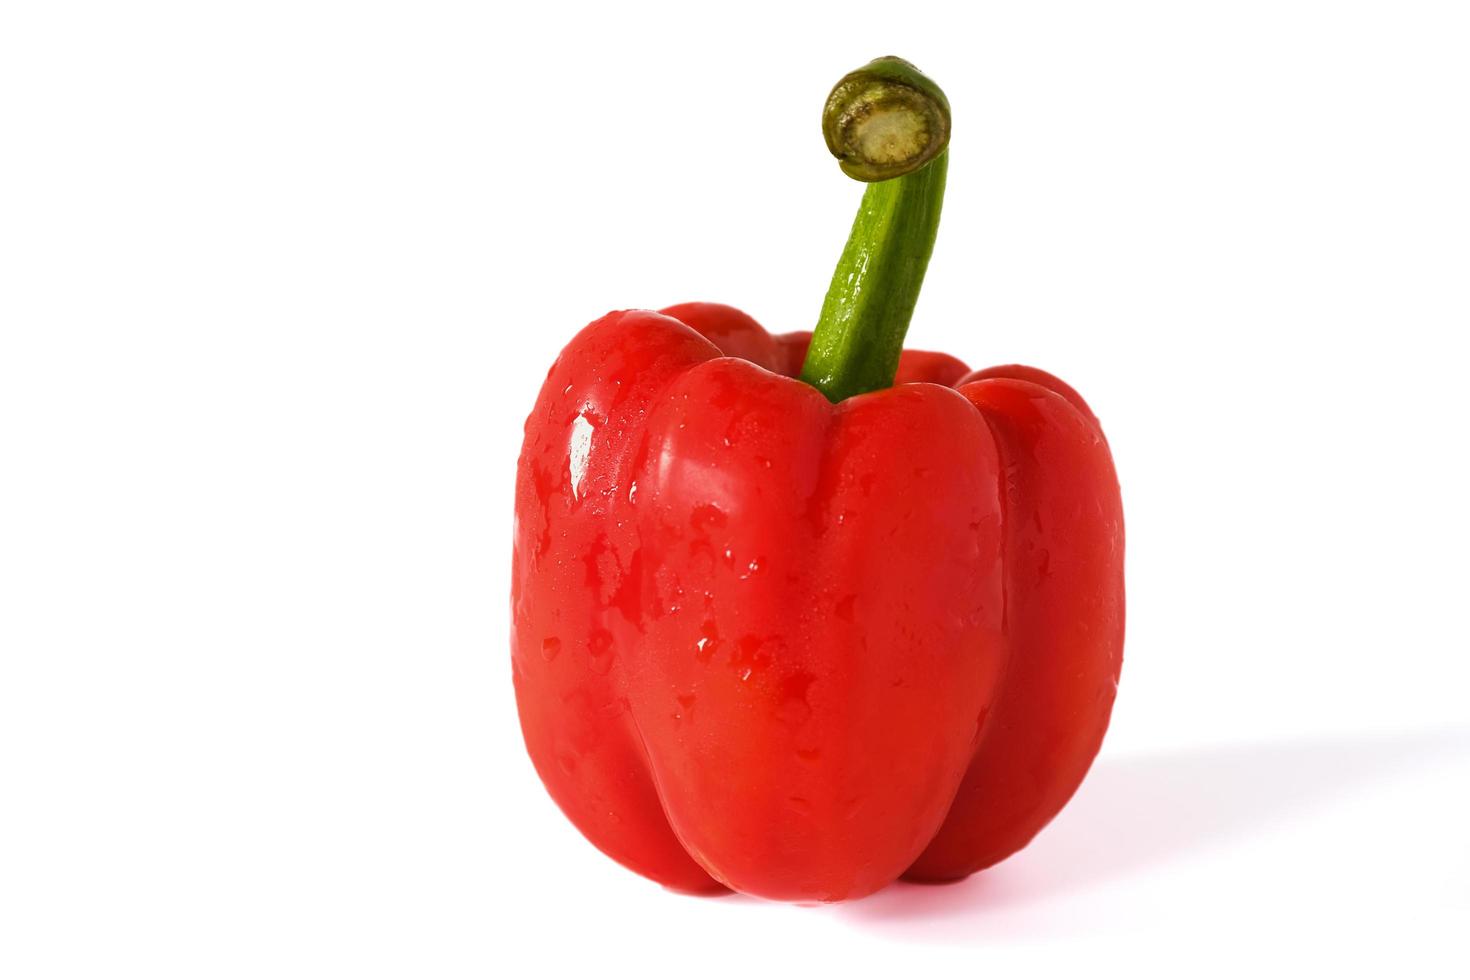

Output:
xmin=3 ymin=1 xmax=1467 ymax=976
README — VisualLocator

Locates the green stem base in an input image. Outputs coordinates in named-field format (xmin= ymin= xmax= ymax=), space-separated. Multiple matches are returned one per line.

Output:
xmin=800 ymin=149 xmax=948 ymax=402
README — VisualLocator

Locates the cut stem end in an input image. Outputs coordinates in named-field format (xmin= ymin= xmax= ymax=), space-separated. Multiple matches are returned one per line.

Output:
xmin=822 ymin=56 xmax=952 ymax=183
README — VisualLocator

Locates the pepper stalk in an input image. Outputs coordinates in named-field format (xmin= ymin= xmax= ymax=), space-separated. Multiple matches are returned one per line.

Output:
xmin=800 ymin=57 xmax=952 ymax=403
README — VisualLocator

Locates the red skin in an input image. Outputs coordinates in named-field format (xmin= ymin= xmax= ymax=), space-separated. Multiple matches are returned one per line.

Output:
xmin=512 ymin=302 xmax=1124 ymax=901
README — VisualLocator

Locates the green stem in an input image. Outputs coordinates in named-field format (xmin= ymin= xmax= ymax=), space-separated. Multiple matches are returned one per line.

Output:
xmin=800 ymin=57 xmax=952 ymax=402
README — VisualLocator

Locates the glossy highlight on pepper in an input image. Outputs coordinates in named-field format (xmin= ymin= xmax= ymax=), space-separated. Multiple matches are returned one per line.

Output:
xmin=511 ymin=57 xmax=1124 ymax=903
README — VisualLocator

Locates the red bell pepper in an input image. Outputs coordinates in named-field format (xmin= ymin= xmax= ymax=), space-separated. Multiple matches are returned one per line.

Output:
xmin=512 ymin=57 xmax=1124 ymax=902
